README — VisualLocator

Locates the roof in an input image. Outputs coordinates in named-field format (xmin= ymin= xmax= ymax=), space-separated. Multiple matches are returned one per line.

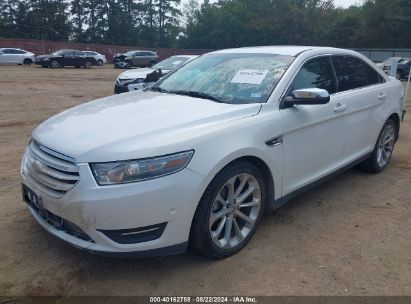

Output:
xmin=210 ymin=46 xmax=342 ymax=56
xmin=172 ymin=55 xmax=199 ymax=58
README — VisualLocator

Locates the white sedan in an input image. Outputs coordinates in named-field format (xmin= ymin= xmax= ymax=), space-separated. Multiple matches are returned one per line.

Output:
xmin=21 ymin=46 xmax=404 ymax=259
xmin=84 ymin=51 xmax=107 ymax=66
xmin=114 ymin=55 xmax=198 ymax=93
xmin=0 ymin=48 xmax=35 ymax=65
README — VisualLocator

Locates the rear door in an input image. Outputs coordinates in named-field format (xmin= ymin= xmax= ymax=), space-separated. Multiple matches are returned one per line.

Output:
xmin=0 ymin=49 xmax=14 ymax=63
xmin=280 ymin=56 xmax=348 ymax=195
xmin=11 ymin=49 xmax=26 ymax=63
xmin=131 ymin=52 xmax=144 ymax=65
xmin=331 ymin=55 xmax=387 ymax=162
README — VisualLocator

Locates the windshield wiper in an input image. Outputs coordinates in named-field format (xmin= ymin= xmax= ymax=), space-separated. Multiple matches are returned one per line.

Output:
xmin=149 ymin=86 xmax=169 ymax=93
xmin=169 ymin=90 xmax=224 ymax=103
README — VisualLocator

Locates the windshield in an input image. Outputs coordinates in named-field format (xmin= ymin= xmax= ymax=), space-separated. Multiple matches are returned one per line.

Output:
xmin=51 ymin=50 xmax=66 ymax=55
xmin=153 ymin=56 xmax=193 ymax=70
xmin=154 ymin=53 xmax=294 ymax=104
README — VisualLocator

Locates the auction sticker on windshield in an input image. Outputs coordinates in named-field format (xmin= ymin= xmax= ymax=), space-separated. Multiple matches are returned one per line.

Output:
xmin=231 ymin=69 xmax=268 ymax=85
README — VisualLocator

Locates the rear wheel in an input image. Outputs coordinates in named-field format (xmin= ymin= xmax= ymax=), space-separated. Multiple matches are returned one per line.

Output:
xmin=148 ymin=60 xmax=157 ymax=67
xmin=50 ymin=60 xmax=60 ymax=68
xmin=23 ymin=58 xmax=32 ymax=65
xmin=191 ymin=161 xmax=266 ymax=259
xmin=360 ymin=119 xmax=397 ymax=173
xmin=84 ymin=60 xmax=92 ymax=69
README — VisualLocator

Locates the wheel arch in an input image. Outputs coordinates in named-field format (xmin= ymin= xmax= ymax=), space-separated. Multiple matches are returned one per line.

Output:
xmin=387 ymin=112 xmax=400 ymax=141
xmin=194 ymin=154 xmax=276 ymax=214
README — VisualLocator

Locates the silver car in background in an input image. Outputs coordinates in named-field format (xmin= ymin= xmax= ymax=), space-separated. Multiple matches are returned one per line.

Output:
xmin=84 ymin=51 xmax=107 ymax=66
xmin=114 ymin=55 xmax=198 ymax=93
xmin=0 ymin=48 xmax=35 ymax=65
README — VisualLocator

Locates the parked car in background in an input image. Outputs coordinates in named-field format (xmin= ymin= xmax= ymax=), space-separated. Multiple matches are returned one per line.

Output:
xmin=113 ymin=50 xmax=159 ymax=68
xmin=84 ymin=51 xmax=107 ymax=66
xmin=35 ymin=49 xmax=98 ymax=68
xmin=378 ymin=57 xmax=411 ymax=80
xmin=114 ymin=55 xmax=199 ymax=94
xmin=21 ymin=46 xmax=404 ymax=259
xmin=0 ymin=48 xmax=35 ymax=65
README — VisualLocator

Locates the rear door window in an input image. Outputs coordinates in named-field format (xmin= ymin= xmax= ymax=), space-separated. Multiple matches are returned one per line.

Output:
xmin=332 ymin=56 xmax=368 ymax=92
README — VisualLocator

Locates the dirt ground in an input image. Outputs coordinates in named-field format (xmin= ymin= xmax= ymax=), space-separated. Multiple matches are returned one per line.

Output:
xmin=0 ymin=65 xmax=410 ymax=296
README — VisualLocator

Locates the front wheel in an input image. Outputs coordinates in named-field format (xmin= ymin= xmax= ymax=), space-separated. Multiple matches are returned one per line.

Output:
xmin=97 ymin=59 xmax=103 ymax=66
xmin=360 ymin=119 xmax=397 ymax=173
xmin=23 ymin=58 xmax=32 ymax=65
xmin=50 ymin=60 xmax=60 ymax=68
xmin=190 ymin=161 xmax=266 ymax=259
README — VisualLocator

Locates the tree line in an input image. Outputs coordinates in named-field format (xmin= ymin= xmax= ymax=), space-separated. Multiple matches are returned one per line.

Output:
xmin=0 ymin=0 xmax=410 ymax=49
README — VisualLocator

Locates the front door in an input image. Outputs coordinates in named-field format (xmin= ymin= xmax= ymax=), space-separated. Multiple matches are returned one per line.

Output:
xmin=280 ymin=56 xmax=348 ymax=195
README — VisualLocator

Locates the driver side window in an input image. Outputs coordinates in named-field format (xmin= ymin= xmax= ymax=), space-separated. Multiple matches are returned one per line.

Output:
xmin=288 ymin=57 xmax=336 ymax=95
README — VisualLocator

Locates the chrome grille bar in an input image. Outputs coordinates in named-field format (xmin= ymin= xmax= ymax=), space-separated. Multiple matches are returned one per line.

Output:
xmin=23 ymin=141 xmax=79 ymax=198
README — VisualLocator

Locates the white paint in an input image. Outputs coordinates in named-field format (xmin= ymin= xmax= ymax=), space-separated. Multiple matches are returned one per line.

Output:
xmin=22 ymin=46 xmax=404 ymax=256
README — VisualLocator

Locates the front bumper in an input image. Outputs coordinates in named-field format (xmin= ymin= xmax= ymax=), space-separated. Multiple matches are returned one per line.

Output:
xmin=114 ymin=83 xmax=150 ymax=94
xmin=21 ymin=162 xmax=212 ymax=257
xmin=114 ymin=84 xmax=129 ymax=94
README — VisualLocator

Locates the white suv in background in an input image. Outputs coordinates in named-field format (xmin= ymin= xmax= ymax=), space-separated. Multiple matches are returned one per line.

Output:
xmin=21 ymin=46 xmax=404 ymax=259
xmin=84 ymin=51 xmax=107 ymax=66
xmin=0 ymin=48 xmax=35 ymax=65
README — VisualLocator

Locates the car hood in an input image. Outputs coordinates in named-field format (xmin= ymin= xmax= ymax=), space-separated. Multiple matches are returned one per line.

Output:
xmin=32 ymin=91 xmax=261 ymax=163
xmin=118 ymin=68 xmax=156 ymax=79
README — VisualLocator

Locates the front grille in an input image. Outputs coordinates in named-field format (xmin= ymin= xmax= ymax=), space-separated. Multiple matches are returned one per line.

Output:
xmin=22 ymin=141 xmax=79 ymax=198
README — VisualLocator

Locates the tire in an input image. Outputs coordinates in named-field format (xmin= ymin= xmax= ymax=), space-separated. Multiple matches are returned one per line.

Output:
xmin=50 ymin=60 xmax=60 ymax=68
xmin=396 ymin=71 xmax=403 ymax=80
xmin=84 ymin=60 xmax=92 ymax=69
xmin=360 ymin=119 xmax=397 ymax=173
xmin=23 ymin=58 xmax=32 ymax=65
xmin=148 ymin=60 xmax=157 ymax=67
xmin=190 ymin=160 xmax=266 ymax=259
xmin=97 ymin=59 xmax=103 ymax=66
xmin=126 ymin=60 xmax=132 ymax=68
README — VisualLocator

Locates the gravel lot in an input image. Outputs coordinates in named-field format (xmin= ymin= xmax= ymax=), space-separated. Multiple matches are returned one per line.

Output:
xmin=0 ymin=65 xmax=410 ymax=296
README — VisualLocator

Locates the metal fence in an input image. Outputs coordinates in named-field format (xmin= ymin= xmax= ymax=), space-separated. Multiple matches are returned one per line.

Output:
xmin=353 ymin=48 xmax=411 ymax=62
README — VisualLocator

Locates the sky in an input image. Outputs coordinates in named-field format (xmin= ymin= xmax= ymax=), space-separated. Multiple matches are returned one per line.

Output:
xmin=182 ymin=0 xmax=364 ymax=9
xmin=334 ymin=0 xmax=362 ymax=8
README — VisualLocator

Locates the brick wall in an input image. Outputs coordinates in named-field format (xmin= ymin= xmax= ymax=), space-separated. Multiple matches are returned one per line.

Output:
xmin=0 ymin=38 xmax=212 ymax=61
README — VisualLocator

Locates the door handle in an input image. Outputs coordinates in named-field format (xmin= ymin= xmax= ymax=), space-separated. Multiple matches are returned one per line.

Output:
xmin=378 ymin=93 xmax=387 ymax=101
xmin=334 ymin=103 xmax=347 ymax=113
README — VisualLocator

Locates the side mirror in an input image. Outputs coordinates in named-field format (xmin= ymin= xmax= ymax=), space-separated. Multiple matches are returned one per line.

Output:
xmin=282 ymin=88 xmax=330 ymax=108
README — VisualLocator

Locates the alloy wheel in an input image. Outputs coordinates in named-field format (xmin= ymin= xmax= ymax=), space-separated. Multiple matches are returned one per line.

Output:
xmin=376 ymin=124 xmax=395 ymax=168
xmin=209 ymin=173 xmax=261 ymax=249
xmin=50 ymin=60 xmax=59 ymax=68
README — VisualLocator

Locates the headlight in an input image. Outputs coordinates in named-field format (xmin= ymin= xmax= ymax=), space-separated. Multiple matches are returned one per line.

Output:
xmin=90 ymin=150 xmax=194 ymax=185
